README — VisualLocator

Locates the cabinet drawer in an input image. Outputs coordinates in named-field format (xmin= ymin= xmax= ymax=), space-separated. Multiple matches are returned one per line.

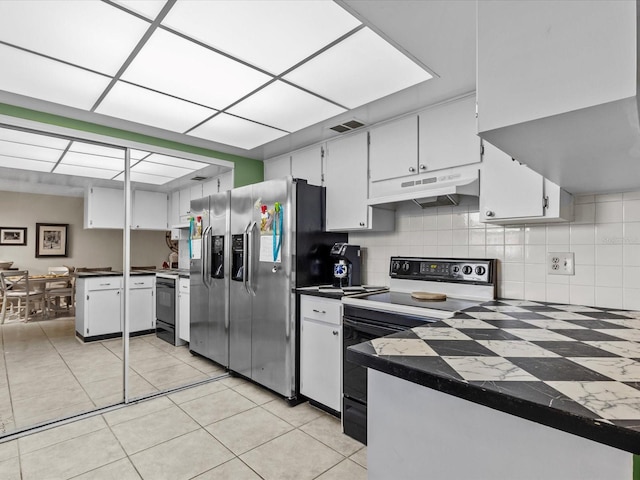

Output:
xmin=130 ymin=276 xmax=155 ymax=289
xmin=300 ymin=296 xmax=341 ymax=326
xmin=178 ymin=280 xmax=190 ymax=292
xmin=84 ymin=277 xmax=122 ymax=291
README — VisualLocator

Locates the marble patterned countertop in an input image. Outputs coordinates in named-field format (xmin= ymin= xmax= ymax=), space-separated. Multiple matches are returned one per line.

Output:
xmin=347 ymin=299 xmax=640 ymax=454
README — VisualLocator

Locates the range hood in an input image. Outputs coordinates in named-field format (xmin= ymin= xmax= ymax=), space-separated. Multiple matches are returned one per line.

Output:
xmin=476 ymin=0 xmax=640 ymax=194
xmin=368 ymin=165 xmax=479 ymax=208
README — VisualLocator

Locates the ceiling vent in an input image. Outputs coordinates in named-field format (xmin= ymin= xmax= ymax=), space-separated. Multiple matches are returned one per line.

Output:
xmin=329 ymin=119 xmax=365 ymax=133
xmin=190 ymin=176 xmax=209 ymax=181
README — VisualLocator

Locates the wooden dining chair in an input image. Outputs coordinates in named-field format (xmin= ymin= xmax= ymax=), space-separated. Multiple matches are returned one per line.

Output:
xmin=0 ymin=270 xmax=45 ymax=324
xmin=45 ymin=266 xmax=74 ymax=317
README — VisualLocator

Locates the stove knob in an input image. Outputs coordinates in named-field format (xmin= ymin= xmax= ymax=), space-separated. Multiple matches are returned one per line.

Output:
xmin=392 ymin=261 xmax=401 ymax=272
xmin=475 ymin=266 xmax=486 ymax=276
xmin=452 ymin=266 xmax=460 ymax=274
xmin=402 ymin=262 xmax=410 ymax=272
xmin=462 ymin=265 xmax=473 ymax=275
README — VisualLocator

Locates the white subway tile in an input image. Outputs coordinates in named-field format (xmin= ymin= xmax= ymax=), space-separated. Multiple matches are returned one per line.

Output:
xmin=452 ymin=245 xmax=469 ymax=257
xmin=423 ymin=245 xmax=438 ymax=256
xmin=452 ymin=229 xmax=469 ymax=246
xmin=410 ymin=231 xmax=425 ymax=246
xmin=547 ymin=273 xmax=569 ymax=285
xmin=623 ymin=289 xmax=640 ymax=310
xmin=595 ymin=201 xmax=623 ymax=223
xmin=423 ymin=214 xmax=438 ymax=231
xmin=437 ymin=230 xmax=453 ymax=245
xmin=469 ymin=229 xmax=486 ymax=246
xmin=486 ymin=245 xmax=505 ymax=261
xmin=486 ymin=228 xmax=505 ymax=245
xmin=595 ymin=266 xmax=623 ymax=288
xmin=437 ymin=212 xmax=453 ymax=230
xmin=468 ymin=246 xmax=486 ymax=257
xmin=547 ymin=225 xmax=570 ymax=244
xmin=524 ymin=226 xmax=546 ymax=245
xmin=523 ymin=282 xmax=546 ymax=302
xmin=569 ymin=224 xmax=595 ymax=245
xmin=525 ymin=245 xmax=546 ymax=264
xmin=397 ymin=245 xmax=412 ymax=256
xmin=595 ymin=287 xmax=623 ymax=309
xmin=468 ymin=211 xmax=483 ymax=228
xmin=503 ymin=263 xmax=525 ymax=282
xmin=504 ymin=227 xmax=524 ymax=245
xmin=575 ymin=194 xmax=595 ymax=204
xmin=423 ymin=230 xmax=438 ymax=246
xmin=397 ymin=215 xmax=411 ymax=231
xmin=571 ymin=245 xmax=595 ymax=265
xmin=570 ymin=285 xmax=595 ymax=307
xmin=451 ymin=212 xmax=469 ymax=229
xmin=623 ymin=267 xmax=640 ymax=289
xmin=436 ymin=245 xmax=453 ymax=257
xmin=624 ymin=222 xmax=640 ymax=244
xmin=570 ymin=265 xmax=595 ymax=286
xmin=624 ymin=245 xmax=640 ymax=266
xmin=505 ymin=245 xmax=524 ymax=263
xmin=525 ymin=263 xmax=546 ymax=283
xmin=595 ymin=223 xmax=623 ymax=245
xmin=595 ymin=245 xmax=623 ymax=266
xmin=623 ymin=199 xmax=640 ymax=222
xmin=624 ymin=191 xmax=640 ymax=201
xmin=409 ymin=215 xmax=423 ymax=231
xmin=501 ymin=281 xmax=525 ymax=300
xmin=546 ymin=284 xmax=570 ymax=304
xmin=572 ymin=203 xmax=595 ymax=224
xmin=409 ymin=245 xmax=423 ymax=256
xmin=596 ymin=193 xmax=623 ymax=203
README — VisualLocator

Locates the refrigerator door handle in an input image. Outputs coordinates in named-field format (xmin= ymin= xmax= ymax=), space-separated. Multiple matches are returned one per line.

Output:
xmin=202 ymin=226 xmax=212 ymax=288
xmin=242 ymin=222 xmax=251 ymax=294
xmin=247 ymin=221 xmax=257 ymax=295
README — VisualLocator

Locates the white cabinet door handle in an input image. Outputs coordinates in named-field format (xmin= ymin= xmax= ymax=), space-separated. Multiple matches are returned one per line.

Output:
xmin=99 ymin=283 xmax=111 ymax=286
xmin=485 ymin=210 xmax=495 ymax=217
xmin=419 ymin=164 xmax=427 ymax=170
xmin=408 ymin=166 xmax=416 ymax=173
xmin=332 ymin=330 xmax=339 ymax=336
xmin=312 ymin=309 xmax=326 ymax=314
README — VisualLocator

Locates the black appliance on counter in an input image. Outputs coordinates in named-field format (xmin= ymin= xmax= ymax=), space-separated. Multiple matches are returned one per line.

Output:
xmin=341 ymin=256 xmax=497 ymax=445
xmin=330 ymin=243 xmax=361 ymax=288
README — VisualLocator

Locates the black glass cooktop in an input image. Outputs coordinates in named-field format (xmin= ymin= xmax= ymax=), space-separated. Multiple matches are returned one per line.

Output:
xmin=357 ymin=291 xmax=482 ymax=313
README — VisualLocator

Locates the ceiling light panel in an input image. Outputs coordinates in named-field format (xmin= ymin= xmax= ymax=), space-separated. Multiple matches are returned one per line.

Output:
xmin=130 ymin=150 xmax=151 ymax=160
xmin=228 ymin=81 xmax=346 ymax=132
xmin=113 ymin=171 xmax=173 ymax=185
xmin=144 ymin=153 xmax=209 ymax=170
xmin=162 ymin=0 xmax=361 ymax=75
xmin=112 ymin=0 xmax=168 ymax=21
xmin=0 ymin=140 xmax=62 ymax=162
xmin=0 ymin=1 xmax=150 ymax=75
xmin=60 ymin=151 xmax=124 ymax=171
xmin=122 ymin=29 xmax=272 ymax=110
xmin=0 ymin=154 xmax=54 ymax=172
xmin=96 ymin=81 xmax=217 ymax=133
xmin=54 ymin=164 xmax=122 ymax=180
xmin=284 ymin=27 xmax=433 ymax=109
xmin=132 ymin=161 xmax=193 ymax=178
xmin=0 ymin=44 xmax=111 ymax=110
xmin=68 ymin=142 xmax=125 ymax=159
xmin=0 ymin=128 xmax=70 ymax=149
xmin=188 ymin=114 xmax=288 ymax=150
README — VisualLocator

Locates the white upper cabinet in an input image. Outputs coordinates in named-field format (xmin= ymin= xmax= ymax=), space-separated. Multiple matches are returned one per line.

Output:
xmin=325 ymin=131 xmax=394 ymax=232
xmin=369 ymin=115 xmax=418 ymax=182
xmin=264 ymin=154 xmax=291 ymax=181
xmin=480 ymin=142 xmax=573 ymax=224
xmin=178 ymin=187 xmax=191 ymax=223
xmin=291 ymin=145 xmax=323 ymax=186
xmin=84 ymin=186 xmax=124 ymax=229
xmin=132 ymin=190 xmax=168 ymax=230
xmin=419 ymin=95 xmax=480 ymax=172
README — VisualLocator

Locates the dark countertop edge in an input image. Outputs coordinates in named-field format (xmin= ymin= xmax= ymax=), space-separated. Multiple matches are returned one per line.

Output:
xmin=295 ymin=289 xmax=345 ymax=300
xmin=76 ymin=271 xmax=157 ymax=277
xmin=346 ymin=348 xmax=640 ymax=455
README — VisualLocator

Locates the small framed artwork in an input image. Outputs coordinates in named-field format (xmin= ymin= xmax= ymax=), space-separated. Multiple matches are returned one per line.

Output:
xmin=0 ymin=227 xmax=27 ymax=246
xmin=35 ymin=223 xmax=69 ymax=258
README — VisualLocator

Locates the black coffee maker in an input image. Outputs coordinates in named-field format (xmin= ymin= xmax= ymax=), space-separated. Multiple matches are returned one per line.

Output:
xmin=330 ymin=243 xmax=361 ymax=287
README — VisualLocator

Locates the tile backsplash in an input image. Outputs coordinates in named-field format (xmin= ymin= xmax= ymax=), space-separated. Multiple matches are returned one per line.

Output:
xmin=348 ymin=192 xmax=640 ymax=310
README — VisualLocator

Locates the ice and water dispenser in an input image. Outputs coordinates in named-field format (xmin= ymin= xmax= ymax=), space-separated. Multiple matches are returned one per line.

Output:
xmin=231 ymin=235 xmax=244 ymax=281
xmin=212 ymin=235 xmax=224 ymax=278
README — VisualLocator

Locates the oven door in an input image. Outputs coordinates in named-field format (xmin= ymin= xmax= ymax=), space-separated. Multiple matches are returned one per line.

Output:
xmin=156 ymin=278 xmax=176 ymax=326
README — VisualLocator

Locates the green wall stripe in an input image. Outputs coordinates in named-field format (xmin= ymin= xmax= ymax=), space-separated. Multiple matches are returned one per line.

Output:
xmin=0 ymin=102 xmax=264 ymax=187
xmin=634 ymin=455 xmax=640 ymax=480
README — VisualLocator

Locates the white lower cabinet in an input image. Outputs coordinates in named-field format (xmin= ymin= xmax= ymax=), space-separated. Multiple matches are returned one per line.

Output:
xmin=300 ymin=296 xmax=342 ymax=412
xmin=178 ymin=277 xmax=190 ymax=342
xmin=130 ymin=276 xmax=155 ymax=333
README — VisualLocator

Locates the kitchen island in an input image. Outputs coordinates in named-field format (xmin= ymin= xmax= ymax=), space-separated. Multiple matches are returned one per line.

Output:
xmin=347 ymin=299 xmax=640 ymax=480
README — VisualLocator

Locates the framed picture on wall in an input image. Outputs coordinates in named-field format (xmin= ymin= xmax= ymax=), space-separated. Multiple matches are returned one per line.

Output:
xmin=0 ymin=227 xmax=27 ymax=246
xmin=35 ymin=223 xmax=68 ymax=258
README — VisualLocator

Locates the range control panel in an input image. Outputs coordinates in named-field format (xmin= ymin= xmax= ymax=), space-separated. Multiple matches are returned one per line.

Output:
xmin=389 ymin=257 xmax=494 ymax=284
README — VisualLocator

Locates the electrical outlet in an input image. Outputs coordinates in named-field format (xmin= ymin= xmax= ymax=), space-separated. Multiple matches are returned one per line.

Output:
xmin=547 ymin=252 xmax=575 ymax=275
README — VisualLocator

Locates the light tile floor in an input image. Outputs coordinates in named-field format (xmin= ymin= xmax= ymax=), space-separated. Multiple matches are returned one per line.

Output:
xmin=0 ymin=377 xmax=367 ymax=479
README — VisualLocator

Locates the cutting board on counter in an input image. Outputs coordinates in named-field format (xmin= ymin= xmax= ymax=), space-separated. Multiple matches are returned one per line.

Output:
xmin=411 ymin=291 xmax=447 ymax=301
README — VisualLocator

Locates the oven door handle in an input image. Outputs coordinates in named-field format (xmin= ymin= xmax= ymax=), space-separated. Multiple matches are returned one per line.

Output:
xmin=343 ymin=317 xmax=404 ymax=337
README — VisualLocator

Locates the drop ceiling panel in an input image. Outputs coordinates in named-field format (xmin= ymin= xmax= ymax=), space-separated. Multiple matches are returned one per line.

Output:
xmin=54 ymin=164 xmax=122 ymax=180
xmin=144 ymin=153 xmax=209 ymax=170
xmin=96 ymin=81 xmax=217 ymax=132
xmin=0 ymin=155 xmax=54 ymax=172
xmin=162 ymin=0 xmax=361 ymax=75
xmin=60 ymin=151 xmax=124 ymax=171
xmin=0 ymin=128 xmax=70 ymax=149
xmin=0 ymin=44 xmax=111 ymax=110
xmin=188 ymin=113 xmax=288 ymax=150
xmin=0 ymin=0 xmax=150 ymax=75
xmin=68 ymin=142 xmax=125 ymax=159
xmin=132 ymin=161 xmax=193 ymax=178
xmin=227 ymin=80 xmax=346 ymax=132
xmin=0 ymin=140 xmax=62 ymax=162
xmin=284 ymin=27 xmax=432 ymax=109
xmin=121 ymin=29 xmax=272 ymax=109
xmin=113 ymin=0 xmax=168 ymax=21
xmin=113 ymin=171 xmax=173 ymax=185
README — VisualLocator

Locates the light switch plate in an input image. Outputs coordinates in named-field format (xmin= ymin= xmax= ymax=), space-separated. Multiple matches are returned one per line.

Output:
xmin=547 ymin=252 xmax=575 ymax=275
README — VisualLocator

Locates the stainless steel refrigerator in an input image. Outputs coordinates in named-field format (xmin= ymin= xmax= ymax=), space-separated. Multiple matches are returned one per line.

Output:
xmin=191 ymin=177 xmax=346 ymax=399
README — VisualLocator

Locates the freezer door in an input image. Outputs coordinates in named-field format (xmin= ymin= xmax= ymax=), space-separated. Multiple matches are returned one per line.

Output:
xmin=228 ymin=184 xmax=254 ymax=377
xmin=207 ymin=191 xmax=230 ymax=367
xmin=190 ymin=196 xmax=210 ymax=357
xmin=249 ymin=178 xmax=295 ymax=398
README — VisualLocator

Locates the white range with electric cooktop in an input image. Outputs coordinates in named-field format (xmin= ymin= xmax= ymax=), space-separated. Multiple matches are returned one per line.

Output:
xmin=341 ymin=256 xmax=497 ymax=444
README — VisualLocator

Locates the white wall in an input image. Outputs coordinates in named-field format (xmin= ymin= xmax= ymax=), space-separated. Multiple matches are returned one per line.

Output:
xmin=350 ymin=192 xmax=640 ymax=310
xmin=0 ymin=191 xmax=171 ymax=273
